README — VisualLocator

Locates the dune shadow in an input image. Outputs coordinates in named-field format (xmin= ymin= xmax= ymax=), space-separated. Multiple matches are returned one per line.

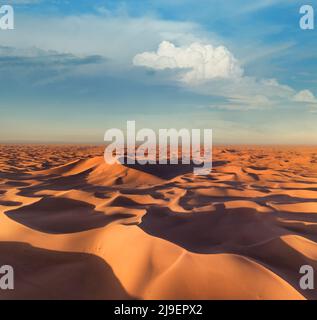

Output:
xmin=138 ymin=204 xmax=315 ymax=254
xmin=122 ymin=162 xmax=195 ymax=179
xmin=0 ymin=172 xmax=33 ymax=180
xmin=0 ymin=241 xmax=134 ymax=300
xmin=5 ymin=181 xmax=31 ymax=187
xmin=0 ymin=200 xmax=22 ymax=206
xmin=122 ymin=159 xmax=229 ymax=180
xmin=5 ymin=197 xmax=134 ymax=234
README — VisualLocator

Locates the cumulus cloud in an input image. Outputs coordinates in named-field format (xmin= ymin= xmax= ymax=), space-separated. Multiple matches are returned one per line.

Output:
xmin=133 ymin=41 xmax=317 ymax=111
xmin=293 ymin=90 xmax=317 ymax=104
xmin=133 ymin=41 xmax=243 ymax=83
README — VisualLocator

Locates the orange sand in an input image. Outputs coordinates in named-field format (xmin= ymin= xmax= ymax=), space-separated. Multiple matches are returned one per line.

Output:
xmin=0 ymin=144 xmax=317 ymax=300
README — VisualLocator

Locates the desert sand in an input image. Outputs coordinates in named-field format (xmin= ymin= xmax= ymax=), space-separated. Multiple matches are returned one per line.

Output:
xmin=0 ymin=144 xmax=317 ymax=300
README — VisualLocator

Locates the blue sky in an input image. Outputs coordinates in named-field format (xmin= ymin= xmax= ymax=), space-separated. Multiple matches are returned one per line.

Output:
xmin=0 ymin=0 xmax=316 ymax=144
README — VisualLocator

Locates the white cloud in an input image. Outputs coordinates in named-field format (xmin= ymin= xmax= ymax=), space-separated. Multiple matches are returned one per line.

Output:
xmin=133 ymin=40 xmax=243 ymax=83
xmin=293 ymin=90 xmax=317 ymax=104
xmin=133 ymin=40 xmax=317 ymax=111
xmin=189 ymin=75 xmax=297 ymax=110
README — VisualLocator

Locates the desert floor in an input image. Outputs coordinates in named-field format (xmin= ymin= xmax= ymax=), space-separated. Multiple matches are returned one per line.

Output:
xmin=0 ymin=144 xmax=317 ymax=300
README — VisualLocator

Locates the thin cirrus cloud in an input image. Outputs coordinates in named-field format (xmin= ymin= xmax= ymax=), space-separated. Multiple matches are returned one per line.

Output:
xmin=0 ymin=46 xmax=105 ymax=68
xmin=5 ymin=0 xmax=41 ymax=4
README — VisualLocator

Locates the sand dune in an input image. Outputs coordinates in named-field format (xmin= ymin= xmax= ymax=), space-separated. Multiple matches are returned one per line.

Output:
xmin=0 ymin=144 xmax=317 ymax=299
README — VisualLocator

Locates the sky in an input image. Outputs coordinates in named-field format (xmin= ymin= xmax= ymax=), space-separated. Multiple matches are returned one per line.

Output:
xmin=0 ymin=0 xmax=316 ymax=144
